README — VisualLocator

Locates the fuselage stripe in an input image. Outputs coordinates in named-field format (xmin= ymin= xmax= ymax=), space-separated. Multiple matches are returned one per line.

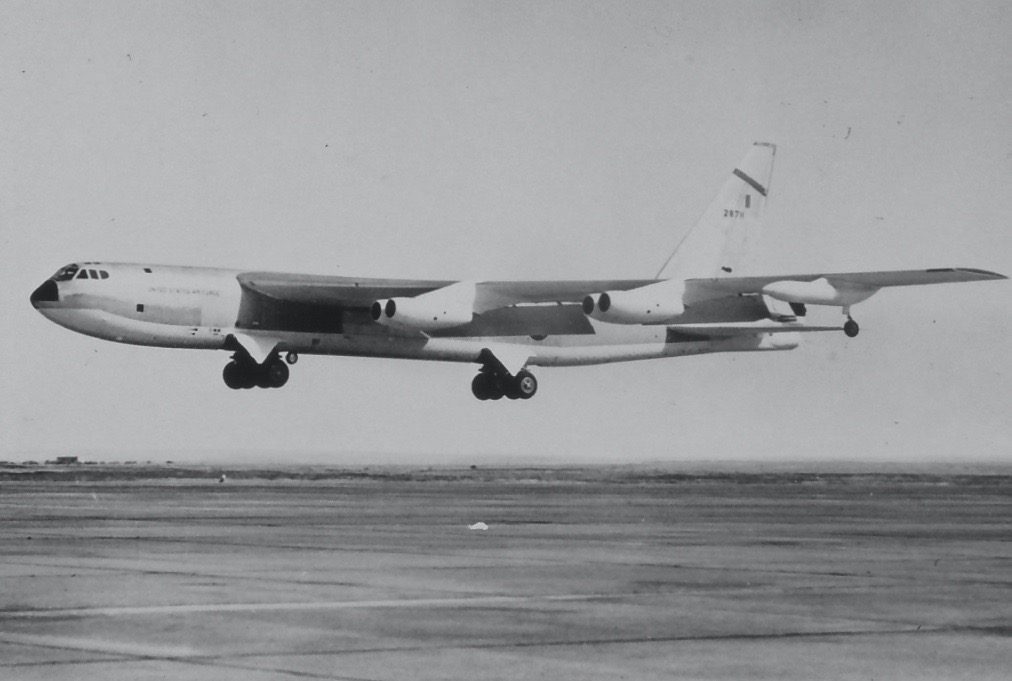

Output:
xmin=733 ymin=168 xmax=767 ymax=197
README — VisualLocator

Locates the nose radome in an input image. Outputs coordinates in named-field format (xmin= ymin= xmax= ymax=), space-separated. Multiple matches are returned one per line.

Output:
xmin=30 ymin=280 xmax=59 ymax=307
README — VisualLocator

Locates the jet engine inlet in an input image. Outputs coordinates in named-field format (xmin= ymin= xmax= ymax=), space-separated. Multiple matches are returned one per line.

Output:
xmin=582 ymin=282 xmax=685 ymax=325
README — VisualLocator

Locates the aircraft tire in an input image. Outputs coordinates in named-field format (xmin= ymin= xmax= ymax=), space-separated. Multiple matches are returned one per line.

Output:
xmin=514 ymin=370 xmax=538 ymax=400
xmin=223 ymin=361 xmax=245 ymax=390
xmin=238 ymin=364 xmax=258 ymax=389
xmin=263 ymin=360 xmax=290 ymax=388
xmin=471 ymin=374 xmax=488 ymax=400
xmin=471 ymin=374 xmax=491 ymax=400
xmin=844 ymin=319 xmax=860 ymax=338
xmin=487 ymin=376 xmax=505 ymax=400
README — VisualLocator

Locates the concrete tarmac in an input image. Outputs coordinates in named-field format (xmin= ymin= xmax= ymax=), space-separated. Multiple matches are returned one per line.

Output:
xmin=1 ymin=468 xmax=1010 ymax=679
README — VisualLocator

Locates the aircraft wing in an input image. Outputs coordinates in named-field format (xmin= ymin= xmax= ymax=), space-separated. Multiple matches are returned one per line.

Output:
xmin=238 ymin=272 xmax=455 ymax=308
xmin=237 ymin=272 xmax=656 ymax=313
xmin=686 ymin=267 xmax=1006 ymax=301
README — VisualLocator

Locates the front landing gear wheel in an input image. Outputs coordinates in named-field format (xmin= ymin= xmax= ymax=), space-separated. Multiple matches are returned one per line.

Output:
xmin=223 ymin=361 xmax=244 ymax=389
xmin=223 ymin=360 xmax=256 ymax=389
xmin=843 ymin=319 xmax=860 ymax=338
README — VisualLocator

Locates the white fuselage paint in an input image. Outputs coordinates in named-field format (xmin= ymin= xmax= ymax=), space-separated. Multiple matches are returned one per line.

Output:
xmin=33 ymin=262 xmax=797 ymax=368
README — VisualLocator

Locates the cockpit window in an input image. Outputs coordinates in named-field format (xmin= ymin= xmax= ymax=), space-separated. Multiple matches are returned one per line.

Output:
xmin=52 ymin=263 xmax=109 ymax=282
xmin=53 ymin=264 xmax=79 ymax=281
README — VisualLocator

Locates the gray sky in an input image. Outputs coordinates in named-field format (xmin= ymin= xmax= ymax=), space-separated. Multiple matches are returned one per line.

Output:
xmin=3 ymin=1 xmax=1010 ymax=464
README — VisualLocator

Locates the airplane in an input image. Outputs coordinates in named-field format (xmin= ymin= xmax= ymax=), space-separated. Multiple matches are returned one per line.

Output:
xmin=30 ymin=143 xmax=1006 ymax=401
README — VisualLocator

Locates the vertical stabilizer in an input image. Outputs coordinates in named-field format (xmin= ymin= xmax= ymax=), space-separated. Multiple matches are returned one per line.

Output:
xmin=656 ymin=142 xmax=776 ymax=280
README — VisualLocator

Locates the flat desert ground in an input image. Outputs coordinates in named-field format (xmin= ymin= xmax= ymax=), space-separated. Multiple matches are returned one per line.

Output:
xmin=1 ymin=464 xmax=1010 ymax=680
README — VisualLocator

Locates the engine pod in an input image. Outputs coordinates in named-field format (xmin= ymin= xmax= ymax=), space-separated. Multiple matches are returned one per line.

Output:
xmin=583 ymin=280 xmax=686 ymax=324
xmin=371 ymin=281 xmax=476 ymax=331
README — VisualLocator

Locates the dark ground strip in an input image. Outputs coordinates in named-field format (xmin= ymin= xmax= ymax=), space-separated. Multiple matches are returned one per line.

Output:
xmin=3 ymin=471 xmax=1010 ymax=680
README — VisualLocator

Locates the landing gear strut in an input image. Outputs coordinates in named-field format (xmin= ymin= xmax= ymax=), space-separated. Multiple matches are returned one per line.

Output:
xmin=222 ymin=355 xmax=290 ymax=390
xmin=471 ymin=367 xmax=538 ymax=401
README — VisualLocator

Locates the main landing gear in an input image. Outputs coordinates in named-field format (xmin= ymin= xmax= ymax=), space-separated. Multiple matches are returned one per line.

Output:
xmin=222 ymin=354 xmax=290 ymax=390
xmin=471 ymin=368 xmax=538 ymax=401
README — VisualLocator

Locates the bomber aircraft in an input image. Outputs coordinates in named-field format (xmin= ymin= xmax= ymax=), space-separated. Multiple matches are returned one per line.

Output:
xmin=31 ymin=143 xmax=1005 ymax=400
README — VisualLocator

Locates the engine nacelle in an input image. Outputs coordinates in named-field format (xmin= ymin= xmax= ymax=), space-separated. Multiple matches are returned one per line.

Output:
xmin=761 ymin=278 xmax=878 ymax=307
xmin=582 ymin=280 xmax=685 ymax=324
xmin=371 ymin=282 xmax=476 ymax=331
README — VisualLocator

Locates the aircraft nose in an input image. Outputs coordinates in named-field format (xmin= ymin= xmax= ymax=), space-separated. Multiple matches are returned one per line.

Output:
xmin=30 ymin=279 xmax=59 ymax=307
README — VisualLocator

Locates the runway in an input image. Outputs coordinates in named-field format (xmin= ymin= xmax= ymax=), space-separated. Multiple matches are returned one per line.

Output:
xmin=1 ymin=467 xmax=1009 ymax=679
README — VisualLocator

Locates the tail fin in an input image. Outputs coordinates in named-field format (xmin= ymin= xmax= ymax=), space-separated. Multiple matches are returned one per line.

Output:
xmin=656 ymin=142 xmax=776 ymax=280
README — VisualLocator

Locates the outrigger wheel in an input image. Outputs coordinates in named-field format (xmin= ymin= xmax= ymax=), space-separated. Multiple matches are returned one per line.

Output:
xmin=843 ymin=318 xmax=860 ymax=338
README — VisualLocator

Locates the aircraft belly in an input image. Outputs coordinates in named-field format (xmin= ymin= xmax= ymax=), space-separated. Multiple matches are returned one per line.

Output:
xmin=267 ymin=325 xmax=795 ymax=368
xmin=38 ymin=309 xmax=227 ymax=349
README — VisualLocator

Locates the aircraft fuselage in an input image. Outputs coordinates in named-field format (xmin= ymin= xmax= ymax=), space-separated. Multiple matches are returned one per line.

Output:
xmin=30 ymin=261 xmax=796 ymax=384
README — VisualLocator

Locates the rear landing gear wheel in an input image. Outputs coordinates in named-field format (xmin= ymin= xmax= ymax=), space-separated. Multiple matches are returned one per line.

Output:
xmin=262 ymin=359 xmax=290 ymax=388
xmin=472 ymin=372 xmax=506 ymax=401
xmin=472 ymin=369 xmax=538 ymax=401
xmin=285 ymin=351 xmax=299 ymax=365
xmin=844 ymin=318 xmax=860 ymax=338
xmin=513 ymin=370 xmax=538 ymax=400
xmin=471 ymin=373 xmax=494 ymax=400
